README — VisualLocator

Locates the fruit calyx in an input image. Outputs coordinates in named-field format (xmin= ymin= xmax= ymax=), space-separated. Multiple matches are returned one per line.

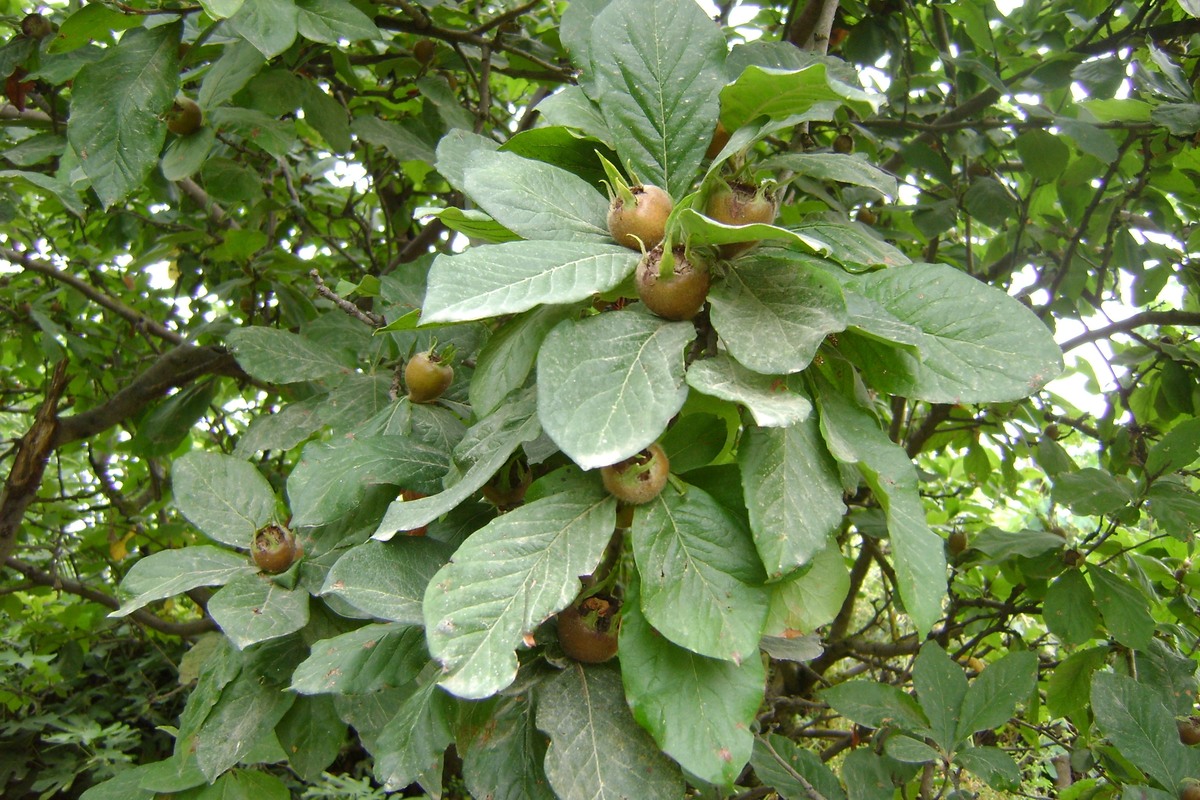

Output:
xmin=557 ymin=594 xmax=620 ymax=663
xmin=600 ymin=442 xmax=670 ymax=505
xmin=635 ymin=244 xmax=710 ymax=321
xmin=704 ymin=179 xmax=778 ymax=257
xmin=252 ymin=524 xmax=302 ymax=573
xmin=405 ymin=345 xmax=454 ymax=404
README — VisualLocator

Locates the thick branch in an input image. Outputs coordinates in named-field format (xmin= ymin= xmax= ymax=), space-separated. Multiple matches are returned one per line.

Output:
xmin=1073 ymin=18 xmax=1200 ymax=56
xmin=53 ymin=344 xmax=247 ymax=447
xmin=1060 ymin=310 xmax=1200 ymax=352
xmin=3 ymin=555 xmax=216 ymax=637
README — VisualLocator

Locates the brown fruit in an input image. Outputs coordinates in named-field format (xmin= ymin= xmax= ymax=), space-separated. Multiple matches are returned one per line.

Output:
xmin=21 ymin=13 xmax=54 ymax=40
xmin=833 ymin=133 xmax=855 ymax=154
xmin=1181 ymin=784 xmax=1200 ymax=800
xmin=1179 ymin=717 xmax=1200 ymax=746
xmin=607 ymin=184 xmax=672 ymax=251
xmin=405 ymin=351 xmax=453 ymax=403
xmin=252 ymin=524 xmax=302 ymax=573
xmin=399 ymin=489 xmax=429 ymax=536
xmin=635 ymin=244 xmax=710 ymax=321
xmin=704 ymin=181 xmax=778 ymax=257
xmin=706 ymin=121 xmax=731 ymax=159
xmin=948 ymin=530 xmax=968 ymax=556
xmin=413 ymin=39 xmax=436 ymax=65
xmin=166 ymin=96 xmax=203 ymax=136
xmin=601 ymin=443 xmax=670 ymax=505
xmin=557 ymin=595 xmax=620 ymax=663
xmin=855 ymin=208 xmax=878 ymax=225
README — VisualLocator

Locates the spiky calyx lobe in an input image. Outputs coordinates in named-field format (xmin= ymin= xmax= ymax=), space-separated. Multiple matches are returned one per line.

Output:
xmin=607 ymin=184 xmax=672 ymax=251
xmin=635 ymin=244 xmax=710 ymax=321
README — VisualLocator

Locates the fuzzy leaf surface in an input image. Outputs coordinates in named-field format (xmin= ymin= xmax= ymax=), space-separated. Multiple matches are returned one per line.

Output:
xmin=423 ymin=486 xmax=616 ymax=699
xmin=226 ymin=327 xmax=354 ymax=383
xmin=686 ymin=354 xmax=813 ymax=428
xmin=112 ymin=547 xmax=256 ymax=617
xmin=460 ymin=696 xmax=556 ymax=800
xmin=1091 ymin=672 xmax=1199 ymax=792
xmin=537 ymin=310 xmax=692 ymax=470
xmin=322 ymin=538 xmax=454 ymax=624
xmin=470 ymin=305 xmax=576 ymax=418
xmin=764 ymin=153 xmax=899 ymax=196
xmin=291 ymin=623 xmax=427 ymax=695
xmin=208 ymin=574 xmax=309 ymax=650
xmin=764 ymin=541 xmax=850 ymax=636
xmin=173 ymin=451 xmax=276 ymax=548
xmin=421 ymin=241 xmax=638 ymax=324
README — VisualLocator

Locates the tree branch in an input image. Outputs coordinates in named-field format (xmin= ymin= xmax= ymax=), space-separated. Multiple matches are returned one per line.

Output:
xmin=1060 ymin=310 xmax=1200 ymax=352
xmin=3 ymin=555 xmax=216 ymax=638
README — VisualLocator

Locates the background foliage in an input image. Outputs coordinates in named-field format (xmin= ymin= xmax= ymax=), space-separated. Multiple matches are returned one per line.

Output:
xmin=2 ymin=0 xmax=1200 ymax=798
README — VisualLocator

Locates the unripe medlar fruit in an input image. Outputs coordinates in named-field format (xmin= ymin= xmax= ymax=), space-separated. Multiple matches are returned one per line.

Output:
xmin=1179 ymin=717 xmax=1200 ymax=746
xmin=413 ymin=39 xmax=436 ymax=65
xmin=405 ymin=351 xmax=453 ymax=403
xmin=635 ymin=244 xmax=710 ymax=321
xmin=855 ymin=207 xmax=878 ymax=225
xmin=557 ymin=594 xmax=620 ymax=663
xmin=704 ymin=181 xmax=778 ymax=257
xmin=21 ymin=13 xmax=54 ymax=40
xmin=1182 ymin=784 xmax=1200 ymax=800
xmin=833 ymin=133 xmax=855 ymax=154
xmin=252 ymin=524 xmax=302 ymax=573
xmin=600 ymin=443 xmax=669 ymax=505
xmin=166 ymin=96 xmax=203 ymax=136
xmin=607 ymin=184 xmax=672 ymax=251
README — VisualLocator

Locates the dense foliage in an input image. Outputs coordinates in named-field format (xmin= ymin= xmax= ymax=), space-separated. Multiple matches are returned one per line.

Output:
xmin=3 ymin=0 xmax=1200 ymax=798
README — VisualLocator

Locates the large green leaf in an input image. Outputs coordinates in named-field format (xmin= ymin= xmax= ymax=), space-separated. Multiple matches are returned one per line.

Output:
xmin=372 ymin=668 xmax=455 ymax=791
xmin=1046 ymin=646 xmax=1108 ymax=720
xmin=294 ymin=0 xmax=379 ymax=43
xmin=913 ymin=642 xmax=968 ymax=752
xmin=633 ymin=485 xmax=768 ymax=662
xmin=463 ymin=150 xmax=611 ymax=242
xmin=686 ymin=354 xmax=813 ymax=428
xmin=752 ymin=733 xmax=847 ymax=800
xmin=470 ymin=305 xmax=576 ymax=418
xmin=112 ymin=546 xmax=255 ymax=617
xmin=816 ymin=384 xmax=946 ymax=634
xmin=822 ymin=680 xmax=929 ymax=731
xmin=763 ymin=540 xmax=850 ymax=636
xmin=173 ymin=451 xmax=276 ymax=548
xmin=739 ymin=404 xmax=846 ymax=578
xmin=708 ymin=256 xmax=848 ymax=375
xmin=198 ymin=39 xmax=265 ymax=108
xmin=764 ymin=153 xmax=899 ymax=197
xmin=460 ymin=695 xmax=556 ymax=800
xmin=291 ymin=623 xmax=427 ymax=695
xmin=792 ymin=222 xmax=912 ymax=269
xmin=275 ymin=695 xmax=345 ymax=782
xmin=1145 ymin=417 xmax=1200 ymax=475
xmin=955 ymin=747 xmax=1021 ymax=791
xmin=720 ymin=63 xmax=875 ymax=129
xmin=423 ymin=486 xmax=616 ymax=699
xmin=1052 ymin=467 xmax=1135 ymax=516
xmin=1043 ymin=569 xmax=1099 ymax=646
xmin=956 ymin=650 xmax=1037 ymax=741
xmin=68 ymin=23 xmax=179 ymax=208
xmin=1091 ymin=672 xmax=1199 ymax=792
xmin=226 ymin=327 xmax=354 ymax=383
xmin=620 ymin=581 xmax=765 ymax=785
xmin=208 ymin=574 xmax=309 ymax=650
xmin=287 ymin=436 xmax=449 ymax=527
xmin=851 ymin=263 xmax=1063 ymax=402
xmin=421 ymin=241 xmax=638 ymax=324
xmin=195 ymin=668 xmax=296 ymax=781
xmin=537 ymin=310 xmax=693 ymax=470
xmin=587 ymin=0 xmax=726 ymax=199
xmin=226 ymin=0 xmax=299 ymax=58
xmin=321 ymin=538 xmax=454 ymax=624
xmin=1089 ymin=564 xmax=1155 ymax=651
xmin=374 ymin=389 xmax=542 ymax=538
xmin=536 ymin=664 xmax=684 ymax=800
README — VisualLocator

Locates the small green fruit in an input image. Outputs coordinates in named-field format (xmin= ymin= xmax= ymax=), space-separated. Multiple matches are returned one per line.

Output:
xmin=166 ymin=96 xmax=203 ymax=136
xmin=405 ymin=351 xmax=453 ymax=404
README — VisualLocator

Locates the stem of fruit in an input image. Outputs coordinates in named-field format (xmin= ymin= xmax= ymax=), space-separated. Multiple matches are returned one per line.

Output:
xmin=583 ymin=527 xmax=625 ymax=599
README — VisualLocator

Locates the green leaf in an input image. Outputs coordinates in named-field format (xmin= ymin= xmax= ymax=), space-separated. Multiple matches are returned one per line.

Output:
xmin=416 ymin=206 xmax=519 ymax=244
xmin=373 ymin=669 xmax=455 ymax=791
xmin=226 ymin=327 xmax=353 ymax=383
xmin=686 ymin=354 xmax=813 ymax=428
xmin=633 ymin=485 xmax=768 ymax=662
xmin=460 ymin=695 xmax=556 ymax=800
xmin=113 ymin=546 xmax=255 ymax=617
xmin=822 ymin=680 xmax=928 ymax=731
xmin=463 ymin=150 xmax=612 ymax=242
xmin=209 ymin=107 xmax=297 ymax=158
xmin=885 ymin=735 xmax=940 ymax=763
xmin=970 ymin=527 xmax=1065 ymax=561
xmin=1052 ymin=467 xmax=1135 ymax=516
xmin=173 ymin=451 xmax=276 ymax=548
xmin=424 ymin=487 xmax=616 ymax=699
xmin=957 ymin=651 xmax=1037 ymax=740
xmin=295 ymin=0 xmax=379 ymax=43
xmin=764 ymin=541 xmax=850 ymax=636
xmin=195 ymin=668 xmax=296 ymax=781
xmin=1015 ymin=129 xmax=1069 ymax=181
xmin=752 ymin=733 xmax=847 ymax=800
xmin=1044 ymin=569 xmax=1099 ymax=646
xmin=955 ymin=746 xmax=1021 ymax=791
xmin=850 ymin=263 xmax=1063 ymax=402
xmin=619 ymin=581 xmax=765 ymax=785
xmin=1047 ymin=646 xmax=1108 ymax=720
xmin=816 ymin=385 xmax=946 ymax=634
xmin=67 ymin=24 xmax=179 ymax=208
xmin=435 ymin=128 xmax=501 ymax=191
xmin=764 ymin=153 xmax=898 ymax=197
xmin=537 ymin=664 xmax=685 ymax=800
xmin=471 ymin=305 xmax=576 ymax=418
xmin=421 ymin=241 xmax=639 ymax=324
xmin=274 ymin=695 xmax=344 ymax=782
xmin=374 ymin=391 xmax=541 ymax=538
xmin=322 ymin=539 xmax=454 ymax=624
xmin=1091 ymin=671 xmax=1198 ymax=791
xmin=841 ymin=749 xmax=902 ymax=800
xmin=1090 ymin=564 xmax=1155 ymax=651
xmin=537 ymin=310 xmax=693 ymax=470
xmin=161 ymin=126 xmax=216 ymax=181
xmin=287 ymin=436 xmax=449 ymax=527
xmin=353 ymin=117 xmax=437 ymax=164
xmin=199 ymin=0 xmax=246 ymax=18
xmin=207 ymin=573 xmax=310 ymax=650
xmin=79 ymin=766 xmax=157 ymax=800
xmin=740 ymin=404 xmax=846 ymax=579
xmin=587 ymin=0 xmax=725 ymax=198
xmin=720 ymin=64 xmax=876 ymax=129
xmin=226 ymin=0 xmax=299 ymax=58
xmin=302 ymin=83 xmax=352 ymax=153
xmin=963 ymin=177 xmax=1017 ymax=227
xmin=708 ymin=256 xmax=848 ymax=375
xmin=198 ymin=40 xmax=264 ymax=109
xmin=792 ymin=221 xmax=912 ymax=269
xmin=131 ymin=378 xmax=217 ymax=456
xmin=1147 ymin=480 xmax=1200 ymax=537
xmin=913 ymin=642 xmax=967 ymax=751
xmin=50 ymin=5 xmax=144 ymax=54
xmin=0 ymin=169 xmax=84 ymax=217
xmin=291 ymin=623 xmax=427 ymax=695
xmin=1146 ymin=417 xmax=1200 ymax=475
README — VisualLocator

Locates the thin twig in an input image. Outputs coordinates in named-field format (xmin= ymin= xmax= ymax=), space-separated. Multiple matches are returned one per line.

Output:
xmin=310 ymin=269 xmax=385 ymax=328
